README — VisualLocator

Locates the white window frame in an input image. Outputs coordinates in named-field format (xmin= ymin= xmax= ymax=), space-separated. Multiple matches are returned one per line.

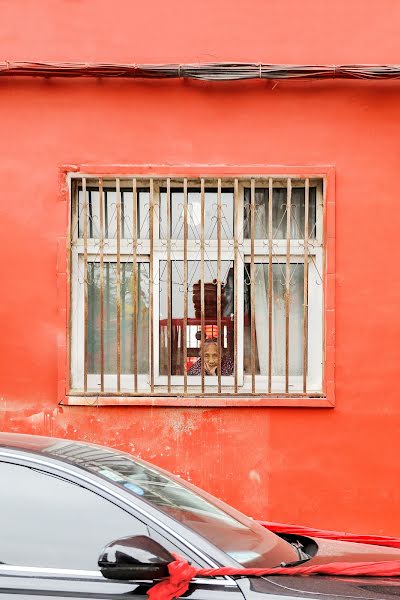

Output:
xmin=70 ymin=176 xmax=324 ymax=395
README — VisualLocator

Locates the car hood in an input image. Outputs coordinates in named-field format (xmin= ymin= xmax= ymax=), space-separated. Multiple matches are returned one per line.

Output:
xmin=236 ymin=537 xmax=400 ymax=600
xmin=307 ymin=536 xmax=400 ymax=565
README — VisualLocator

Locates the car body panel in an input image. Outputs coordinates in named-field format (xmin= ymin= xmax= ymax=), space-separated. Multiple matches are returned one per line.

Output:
xmin=238 ymin=574 xmax=400 ymax=600
xmin=0 ymin=567 xmax=243 ymax=600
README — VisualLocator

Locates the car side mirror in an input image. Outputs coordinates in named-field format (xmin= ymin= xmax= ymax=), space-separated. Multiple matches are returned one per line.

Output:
xmin=98 ymin=535 xmax=175 ymax=581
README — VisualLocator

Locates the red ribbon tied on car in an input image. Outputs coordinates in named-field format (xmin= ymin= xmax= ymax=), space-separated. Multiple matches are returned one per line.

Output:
xmin=147 ymin=523 xmax=400 ymax=600
xmin=148 ymin=555 xmax=199 ymax=600
xmin=147 ymin=554 xmax=400 ymax=600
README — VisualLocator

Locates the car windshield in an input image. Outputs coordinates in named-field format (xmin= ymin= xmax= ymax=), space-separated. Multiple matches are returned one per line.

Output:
xmin=43 ymin=440 xmax=298 ymax=568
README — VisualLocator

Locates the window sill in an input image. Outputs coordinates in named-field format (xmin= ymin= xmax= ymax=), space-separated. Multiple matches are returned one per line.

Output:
xmin=63 ymin=395 xmax=333 ymax=408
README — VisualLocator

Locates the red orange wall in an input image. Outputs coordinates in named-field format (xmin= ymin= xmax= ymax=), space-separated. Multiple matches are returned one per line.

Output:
xmin=1 ymin=0 xmax=400 ymax=534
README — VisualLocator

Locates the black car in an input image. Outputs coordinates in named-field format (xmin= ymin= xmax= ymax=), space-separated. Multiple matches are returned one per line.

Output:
xmin=0 ymin=432 xmax=399 ymax=600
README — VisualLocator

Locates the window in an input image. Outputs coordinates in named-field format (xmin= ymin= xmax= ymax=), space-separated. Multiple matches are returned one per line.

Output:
xmin=70 ymin=176 xmax=323 ymax=397
xmin=0 ymin=462 xmax=148 ymax=570
xmin=45 ymin=441 xmax=298 ymax=569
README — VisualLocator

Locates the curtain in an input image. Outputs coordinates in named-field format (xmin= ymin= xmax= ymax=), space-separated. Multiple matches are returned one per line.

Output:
xmin=253 ymin=264 xmax=304 ymax=376
xmin=87 ymin=262 xmax=149 ymax=375
xmin=245 ymin=189 xmax=305 ymax=377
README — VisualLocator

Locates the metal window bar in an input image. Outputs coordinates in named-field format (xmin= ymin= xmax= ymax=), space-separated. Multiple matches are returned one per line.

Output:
xmin=99 ymin=178 xmax=105 ymax=392
xmin=104 ymin=191 xmax=109 ymax=239
xmin=217 ymin=178 xmax=222 ymax=393
xmin=132 ymin=178 xmax=138 ymax=392
xmin=72 ymin=175 xmax=321 ymax=398
xmin=200 ymin=178 xmax=205 ymax=393
xmin=88 ymin=192 xmax=93 ymax=239
xmin=285 ymin=178 xmax=292 ymax=394
xmin=82 ymin=177 xmax=88 ymax=392
xmin=105 ymin=262 xmax=110 ymax=376
xmin=149 ymin=179 xmax=155 ymax=392
xmin=166 ymin=178 xmax=172 ymax=392
xmin=234 ymin=178 xmax=239 ymax=393
xmin=268 ymin=177 xmax=273 ymax=394
xmin=121 ymin=192 xmax=125 ymax=239
xmin=121 ymin=262 xmax=126 ymax=374
xmin=116 ymin=179 xmax=122 ymax=392
xmin=250 ymin=179 xmax=256 ymax=394
xmin=303 ymin=178 xmax=310 ymax=393
xmin=183 ymin=179 xmax=188 ymax=393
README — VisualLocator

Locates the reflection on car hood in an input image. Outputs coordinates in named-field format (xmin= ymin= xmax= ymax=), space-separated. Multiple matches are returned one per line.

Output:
xmin=237 ymin=538 xmax=400 ymax=600
xmin=307 ymin=536 xmax=400 ymax=565
xmin=240 ymin=573 xmax=400 ymax=600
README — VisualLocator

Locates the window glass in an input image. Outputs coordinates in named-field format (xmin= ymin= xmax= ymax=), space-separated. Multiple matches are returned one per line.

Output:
xmin=78 ymin=188 xmax=150 ymax=239
xmin=159 ymin=260 xmax=235 ymax=376
xmin=0 ymin=462 xmax=147 ymax=569
xmin=243 ymin=186 xmax=316 ymax=239
xmin=159 ymin=188 xmax=234 ymax=240
xmin=87 ymin=262 xmax=149 ymax=374
xmin=44 ymin=442 xmax=298 ymax=569
xmin=148 ymin=529 xmax=203 ymax=569
xmin=244 ymin=263 xmax=304 ymax=376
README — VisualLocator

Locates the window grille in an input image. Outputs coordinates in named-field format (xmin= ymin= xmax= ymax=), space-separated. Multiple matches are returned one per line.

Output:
xmin=70 ymin=176 xmax=324 ymax=397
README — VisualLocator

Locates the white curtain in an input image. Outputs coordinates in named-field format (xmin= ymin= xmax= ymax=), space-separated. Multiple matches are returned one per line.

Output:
xmin=252 ymin=190 xmax=304 ymax=377
xmin=253 ymin=266 xmax=304 ymax=377
xmin=87 ymin=262 xmax=149 ymax=375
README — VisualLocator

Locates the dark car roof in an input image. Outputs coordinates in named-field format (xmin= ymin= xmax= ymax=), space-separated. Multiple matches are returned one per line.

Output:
xmin=0 ymin=432 xmax=126 ymax=469
xmin=0 ymin=431 xmax=91 ymax=454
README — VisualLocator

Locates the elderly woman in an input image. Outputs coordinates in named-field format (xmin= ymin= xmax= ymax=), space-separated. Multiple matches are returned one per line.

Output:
xmin=188 ymin=338 xmax=234 ymax=376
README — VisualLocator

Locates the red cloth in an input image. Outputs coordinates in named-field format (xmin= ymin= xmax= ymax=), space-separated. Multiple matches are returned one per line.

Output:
xmin=148 ymin=556 xmax=199 ymax=600
xmin=260 ymin=521 xmax=400 ymax=548
xmin=148 ymin=555 xmax=400 ymax=600
xmin=147 ymin=523 xmax=400 ymax=600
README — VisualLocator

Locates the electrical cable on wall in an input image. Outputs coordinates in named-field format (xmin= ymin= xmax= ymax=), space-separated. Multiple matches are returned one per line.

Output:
xmin=2 ymin=61 xmax=400 ymax=80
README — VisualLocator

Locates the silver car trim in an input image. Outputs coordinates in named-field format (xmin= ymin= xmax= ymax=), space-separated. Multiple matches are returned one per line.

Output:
xmin=0 ymin=565 xmax=230 ymax=586
xmin=0 ymin=566 xmax=101 ymax=578
xmin=0 ymin=450 xmax=237 ymax=586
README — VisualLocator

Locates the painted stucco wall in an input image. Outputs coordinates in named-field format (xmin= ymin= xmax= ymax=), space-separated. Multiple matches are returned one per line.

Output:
xmin=0 ymin=0 xmax=400 ymax=534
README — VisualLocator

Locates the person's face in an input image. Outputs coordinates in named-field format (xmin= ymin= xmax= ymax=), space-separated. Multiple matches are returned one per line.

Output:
xmin=204 ymin=343 xmax=219 ymax=373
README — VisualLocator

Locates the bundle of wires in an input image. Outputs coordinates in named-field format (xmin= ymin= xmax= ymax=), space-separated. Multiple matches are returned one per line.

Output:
xmin=1 ymin=61 xmax=400 ymax=80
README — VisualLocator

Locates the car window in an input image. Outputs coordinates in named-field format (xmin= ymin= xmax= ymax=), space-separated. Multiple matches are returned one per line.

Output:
xmin=148 ymin=527 xmax=203 ymax=568
xmin=44 ymin=442 xmax=298 ymax=568
xmin=0 ymin=462 xmax=148 ymax=570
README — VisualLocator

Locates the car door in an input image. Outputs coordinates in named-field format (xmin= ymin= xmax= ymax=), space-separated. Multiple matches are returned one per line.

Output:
xmin=0 ymin=458 xmax=161 ymax=599
xmin=0 ymin=458 xmax=245 ymax=600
